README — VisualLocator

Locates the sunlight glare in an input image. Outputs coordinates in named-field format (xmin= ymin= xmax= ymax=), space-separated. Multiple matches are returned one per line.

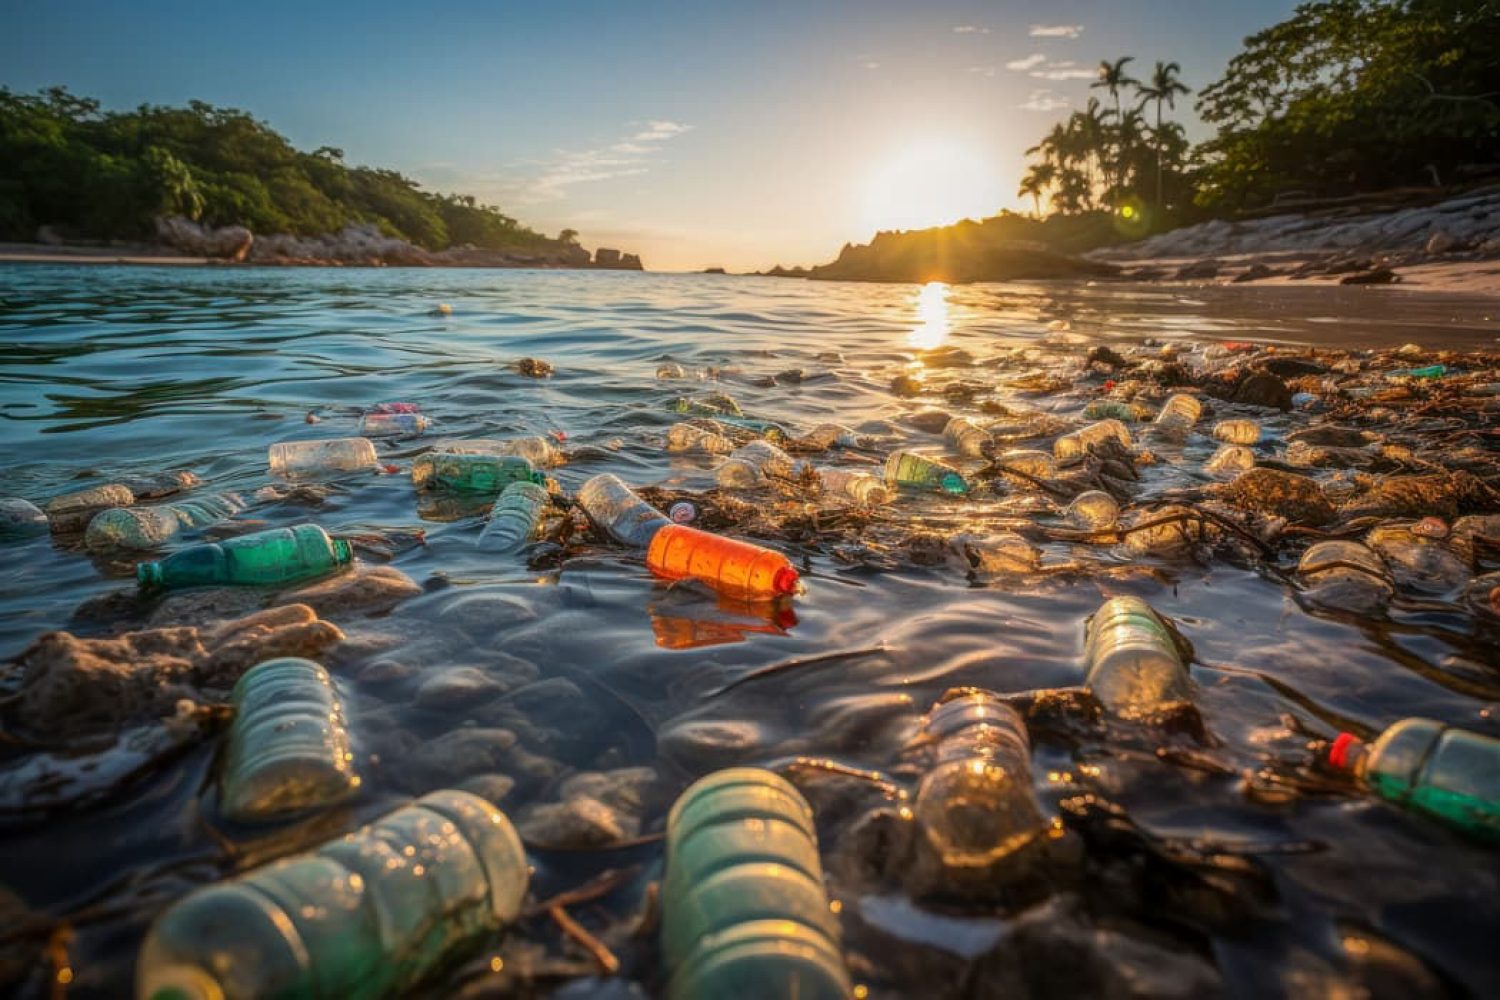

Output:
xmin=862 ymin=139 xmax=1002 ymax=233
xmin=908 ymin=281 xmax=950 ymax=351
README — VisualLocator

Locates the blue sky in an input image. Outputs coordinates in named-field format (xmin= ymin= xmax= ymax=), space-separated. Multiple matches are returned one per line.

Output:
xmin=1 ymin=1 xmax=1297 ymax=270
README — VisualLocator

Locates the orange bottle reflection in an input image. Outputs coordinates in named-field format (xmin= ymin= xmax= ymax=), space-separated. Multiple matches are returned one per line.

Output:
xmin=645 ymin=524 xmax=801 ymax=601
xmin=650 ymin=597 xmax=798 ymax=650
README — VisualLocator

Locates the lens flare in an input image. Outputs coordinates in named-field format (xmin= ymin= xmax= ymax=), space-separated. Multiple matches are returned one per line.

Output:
xmin=1113 ymin=195 xmax=1151 ymax=238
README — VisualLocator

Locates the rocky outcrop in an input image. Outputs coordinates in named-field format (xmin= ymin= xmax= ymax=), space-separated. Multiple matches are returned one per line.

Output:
xmin=807 ymin=234 xmax=1119 ymax=284
xmin=593 ymin=248 xmax=644 ymax=270
xmin=155 ymin=217 xmax=254 ymax=260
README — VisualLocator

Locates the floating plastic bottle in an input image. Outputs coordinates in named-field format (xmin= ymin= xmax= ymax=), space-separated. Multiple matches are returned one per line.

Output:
xmin=1084 ymin=400 xmax=1151 ymax=422
xmin=884 ymin=450 xmax=967 ymax=495
xmin=121 ymin=470 xmax=202 ymax=500
xmin=1212 ymin=419 xmax=1261 ymax=445
xmin=657 ymin=362 xmax=687 ymax=379
xmin=996 ymin=448 xmax=1057 ymax=479
xmin=1297 ymin=540 xmax=1393 ymax=611
xmin=85 ymin=494 xmax=245 ymax=551
xmin=1205 ymin=444 xmax=1255 ymax=477
xmin=671 ymin=393 xmax=742 ymax=418
xmin=0 ymin=498 xmax=49 ymax=539
xmin=801 ymin=423 xmax=864 ymax=450
xmin=716 ymin=415 xmax=787 ymax=440
xmin=576 ymin=473 xmax=672 ymax=548
xmin=268 ymin=438 xmax=378 ymax=477
xmin=1053 ymin=419 xmax=1132 ymax=461
xmin=136 ymin=789 xmax=528 ymax=1000
xmin=1065 ymin=490 xmax=1119 ymax=530
xmin=1328 ymin=719 xmax=1499 ymax=840
xmin=661 ymin=768 xmax=850 ymax=1000
xmin=359 ymin=411 xmax=431 ymax=437
xmin=433 ymin=436 xmax=563 ymax=468
xmin=476 ymin=482 xmax=550 ymax=553
xmin=817 ymin=468 xmax=890 ymax=505
xmin=944 ymin=417 xmax=992 ymax=458
xmin=1150 ymin=394 xmax=1202 ymax=441
xmin=1390 ymin=364 xmax=1447 ymax=380
xmin=647 ymin=524 xmax=801 ymax=600
xmin=913 ymin=692 xmax=1047 ymax=874
xmin=1083 ymin=596 xmax=1192 ymax=717
xmin=221 ymin=658 xmax=358 ymax=823
xmin=44 ymin=483 xmax=134 ymax=533
xmin=137 ymin=524 xmax=353 ymax=590
xmin=411 ymin=453 xmax=545 ymax=493
xmin=717 ymin=440 xmax=801 ymax=487
xmin=667 ymin=422 xmax=736 ymax=455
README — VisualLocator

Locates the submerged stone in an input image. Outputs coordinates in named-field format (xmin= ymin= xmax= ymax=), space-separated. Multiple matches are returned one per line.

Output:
xmin=1221 ymin=468 xmax=1335 ymax=525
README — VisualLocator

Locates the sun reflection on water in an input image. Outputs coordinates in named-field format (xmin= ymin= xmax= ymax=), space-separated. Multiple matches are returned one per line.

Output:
xmin=908 ymin=281 xmax=950 ymax=351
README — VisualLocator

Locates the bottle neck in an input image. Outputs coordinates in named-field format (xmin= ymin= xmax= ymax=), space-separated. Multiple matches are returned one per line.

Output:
xmin=331 ymin=537 xmax=353 ymax=564
xmin=137 ymin=561 xmax=164 ymax=589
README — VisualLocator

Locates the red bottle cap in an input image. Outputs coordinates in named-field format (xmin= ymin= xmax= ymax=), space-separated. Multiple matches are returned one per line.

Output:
xmin=772 ymin=565 xmax=801 ymax=596
xmin=1328 ymin=732 xmax=1361 ymax=770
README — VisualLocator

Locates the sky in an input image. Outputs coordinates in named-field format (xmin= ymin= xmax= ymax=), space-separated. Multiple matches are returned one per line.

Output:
xmin=1 ymin=0 xmax=1298 ymax=271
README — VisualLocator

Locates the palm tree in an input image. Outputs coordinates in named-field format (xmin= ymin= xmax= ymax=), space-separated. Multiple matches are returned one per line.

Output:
xmin=1017 ymin=162 xmax=1055 ymax=218
xmin=1135 ymin=60 xmax=1190 ymax=208
xmin=1074 ymin=98 xmax=1111 ymax=206
xmin=1093 ymin=57 xmax=1135 ymax=197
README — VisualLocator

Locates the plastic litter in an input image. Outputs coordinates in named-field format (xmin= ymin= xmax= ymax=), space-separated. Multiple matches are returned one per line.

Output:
xmin=576 ymin=473 xmax=672 ymax=548
xmin=1083 ymin=596 xmax=1192 ymax=717
xmin=944 ymin=416 xmax=992 ymax=458
xmin=359 ymin=411 xmax=430 ymax=437
xmin=136 ymin=524 xmax=353 ymax=590
xmin=1205 ymin=444 xmax=1256 ymax=477
xmin=1054 ymin=419 xmax=1132 ymax=461
xmin=1328 ymin=719 xmax=1498 ymax=840
xmin=647 ymin=524 xmax=801 ymax=600
xmin=817 ymin=467 xmax=890 ymax=505
xmin=411 ymin=453 xmax=545 ymax=492
xmin=433 ymin=435 xmax=564 ymax=468
xmin=884 ymin=450 xmax=968 ymax=495
xmin=717 ymin=440 xmax=801 ymax=487
xmin=1084 ymin=399 xmax=1151 ymax=422
xmin=84 ymin=494 xmax=244 ymax=551
xmin=476 ymin=481 xmax=550 ymax=553
xmin=0 ymin=497 xmax=49 ymax=539
xmin=667 ymin=422 xmax=735 ymax=455
xmin=1212 ymin=419 xmax=1261 ymax=445
xmin=1065 ymin=490 xmax=1119 ymax=530
xmin=268 ymin=438 xmax=378 ymax=477
xmin=1150 ymin=394 xmax=1202 ymax=441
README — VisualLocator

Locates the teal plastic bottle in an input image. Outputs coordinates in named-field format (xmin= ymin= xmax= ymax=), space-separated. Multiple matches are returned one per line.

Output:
xmin=1328 ymin=719 xmax=1499 ymax=841
xmin=884 ymin=450 xmax=968 ymax=495
xmin=135 ymin=790 xmax=528 ymax=1000
xmin=136 ymin=524 xmax=352 ymax=590
xmin=661 ymin=768 xmax=850 ymax=1000
xmin=411 ymin=453 xmax=545 ymax=492
xmin=220 ymin=658 xmax=358 ymax=823
xmin=476 ymin=481 xmax=550 ymax=553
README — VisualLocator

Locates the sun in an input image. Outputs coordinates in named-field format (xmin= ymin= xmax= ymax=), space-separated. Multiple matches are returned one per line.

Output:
xmin=861 ymin=138 xmax=1002 ymax=233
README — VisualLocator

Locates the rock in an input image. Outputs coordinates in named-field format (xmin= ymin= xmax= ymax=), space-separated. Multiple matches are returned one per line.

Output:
xmin=393 ymin=727 xmax=519 ymax=791
xmin=1340 ymin=268 xmax=1400 ymax=285
xmin=0 ymin=497 xmax=48 ymax=538
xmin=415 ymin=666 xmax=505 ymax=709
xmin=197 ymin=604 xmax=343 ymax=681
xmin=1284 ymin=440 xmax=1375 ymax=470
xmin=1261 ymin=357 xmax=1326 ymax=378
xmin=1222 ymin=468 xmax=1335 ymax=525
xmin=517 ymin=795 xmax=630 ymax=848
xmin=1425 ymin=230 xmax=1459 ymax=255
xmin=154 ymin=216 xmax=254 ymax=260
xmin=593 ymin=248 xmax=622 ymax=267
xmin=433 ymin=592 xmax=540 ymax=639
xmin=558 ymin=766 xmax=660 ymax=817
xmin=1086 ymin=346 xmax=1129 ymax=370
xmin=356 ymin=657 xmax=417 ymax=685
xmin=1232 ymin=262 xmax=1277 ymax=283
xmin=1340 ymin=471 xmax=1499 ymax=520
xmin=891 ymin=374 xmax=923 ymax=398
xmin=516 ymin=357 xmax=554 ymax=377
xmin=1288 ymin=425 xmax=1378 ymax=448
xmin=44 ymin=483 xmax=134 ymax=533
xmin=149 ymin=587 xmax=266 ymax=628
xmin=1365 ymin=524 xmax=1471 ymax=593
xmin=1174 ymin=259 xmax=1220 ymax=280
xmin=658 ymin=718 xmax=770 ymax=771
xmin=289 ymin=566 xmax=421 ymax=617
xmin=619 ymin=253 xmax=644 ymax=270
xmin=1231 ymin=373 xmax=1293 ymax=411
xmin=1463 ymin=572 xmax=1500 ymax=619
xmin=118 ymin=470 xmax=201 ymax=500
xmin=457 ymin=772 xmax=517 ymax=806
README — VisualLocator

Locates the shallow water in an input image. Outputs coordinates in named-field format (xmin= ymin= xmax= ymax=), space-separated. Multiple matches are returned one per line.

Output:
xmin=1 ymin=265 xmax=1497 ymax=997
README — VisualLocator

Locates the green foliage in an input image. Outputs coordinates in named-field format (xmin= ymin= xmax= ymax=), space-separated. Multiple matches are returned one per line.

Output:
xmin=0 ymin=87 xmax=555 ymax=250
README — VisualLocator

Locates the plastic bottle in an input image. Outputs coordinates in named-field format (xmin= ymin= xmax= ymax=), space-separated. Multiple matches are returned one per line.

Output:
xmin=221 ymin=658 xmax=358 ymax=823
xmin=1327 ymin=720 xmax=1499 ymax=840
xmin=1053 ymin=419 xmax=1132 ymax=461
xmin=269 ymin=438 xmax=378 ymax=477
xmin=1150 ymin=394 xmax=1201 ymax=441
xmin=433 ymin=436 xmax=563 ymax=468
xmin=817 ymin=468 xmax=890 ymax=505
xmin=44 ymin=483 xmax=135 ymax=533
xmin=85 ymin=494 xmax=245 ymax=551
xmin=717 ymin=440 xmax=801 ymax=487
xmin=671 ymin=394 xmax=742 ymax=418
xmin=576 ymin=473 xmax=672 ymax=548
xmin=137 ymin=524 xmax=353 ymax=590
xmin=667 ymin=422 xmax=735 ymax=455
xmin=476 ymin=481 xmax=550 ymax=553
xmin=1212 ymin=419 xmax=1261 ymax=445
xmin=1205 ymin=444 xmax=1255 ymax=477
xmin=716 ymin=415 xmax=787 ymax=440
xmin=411 ymin=453 xmax=545 ymax=493
xmin=801 ymin=423 xmax=864 ymax=450
xmin=359 ymin=412 xmax=431 ymax=437
xmin=1084 ymin=400 xmax=1150 ymax=422
xmin=913 ymin=692 xmax=1047 ymax=871
xmin=996 ymin=449 xmax=1057 ymax=479
xmin=1065 ymin=490 xmax=1119 ymax=530
xmin=1083 ymin=596 xmax=1192 ymax=717
xmin=647 ymin=524 xmax=801 ymax=600
xmin=0 ymin=497 xmax=48 ymax=539
xmin=884 ymin=450 xmax=968 ymax=495
xmin=135 ymin=789 xmax=528 ymax=1000
xmin=661 ymin=768 xmax=849 ymax=1000
xmin=943 ymin=417 xmax=992 ymax=458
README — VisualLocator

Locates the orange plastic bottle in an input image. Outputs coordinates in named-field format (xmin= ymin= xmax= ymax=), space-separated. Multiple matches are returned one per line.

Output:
xmin=646 ymin=524 xmax=801 ymax=600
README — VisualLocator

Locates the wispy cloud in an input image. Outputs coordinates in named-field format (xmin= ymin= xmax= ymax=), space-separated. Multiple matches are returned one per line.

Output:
xmin=952 ymin=25 xmax=990 ymax=34
xmin=1029 ymin=60 xmax=1095 ymax=81
xmin=1020 ymin=90 xmax=1071 ymax=112
xmin=480 ymin=120 xmax=692 ymax=205
xmin=967 ymin=66 xmax=996 ymax=78
xmin=853 ymin=52 xmax=880 ymax=70
xmin=1005 ymin=53 xmax=1047 ymax=71
xmin=1030 ymin=24 xmax=1083 ymax=38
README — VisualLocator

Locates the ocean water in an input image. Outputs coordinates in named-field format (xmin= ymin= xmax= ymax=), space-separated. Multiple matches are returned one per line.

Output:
xmin=0 ymin=265 xmax=1497 ymax=997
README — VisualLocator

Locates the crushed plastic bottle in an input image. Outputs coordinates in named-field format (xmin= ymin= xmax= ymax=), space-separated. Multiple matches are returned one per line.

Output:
xmin=1212 ymin=419 xmax=1261 ymax=445
xmin=85 ymin=494 xmax=244 ymax=551
xmin=433 ymin=435 xmax=564 ymax=468
xmin=996 ymin=449 xmax=1057 ymax=479
xmin=913 ymin=691 xmax=1047 ymax=874
xmin=44 ymin=483 xmax=135 ymax=533
xmin=1327 ymin=719 xmax=1499 ymax=840
xmin=943 ymin=416 xmax=992 ymax=458
xmin=647 ymin=524 xmax=801 ymax=600
xmin=221 ymin=657 xmax=358 ymax=823
xmin=476 ymin=481 xmax=550 ymax=553
xmin=1065 ymin=490 xmax=1119 ymax=530
xmin=884 ymin=450 xmax=968 ymax=495
xmin=667 ymin=422 xmax=736 ymax=455
xmin=576 ymin=473 xmax=672 ymax=548
xmin=268 ymin=438 xmax=378 ymax=477
xmin=136 ymin=789 xmax=528 ymax=1000
xmin=817 ymin=467 xmax=890 ymax=505
xmin=137 ymin=524 xmax=353 ymax=590
xmin=717 ymin=440 xmax=801 ymax=487
xmin=1150 ymin=393 xmax=1202 ymax=441
xmin=1205 ymin=444 xmax=1256 ymax=477
xmin=1083 ymin=596 xmax=1192 ymax=717
xmin=359 ymin=411 xmax=431 ymax=437
xmin=411 ymin=453 xmax=545 ymax=493
xmin=661 ymin=768 xmax=849 ymax=1000
xmin=0 ymin=498 xmax=49 ymax=539
xmin=1084 ymin=399 xmax=1151 ymax=422
xmin=1053 ymin=419 xmax=1132 ymax=461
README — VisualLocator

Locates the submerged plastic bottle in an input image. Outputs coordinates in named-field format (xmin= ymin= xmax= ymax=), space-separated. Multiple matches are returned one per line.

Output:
xmin=944 ymin=416 xmax=992 ymax=458
xmin=136 ymin=789 xmax=528 ymax=1000
xmin=0 ymin=497 xmax=48 ymax=539
xmin=661 ymin=768 xmax=850 ymax=1000
xmin=269 ymin=438 xmax=378 ymax=477
xmin=360 ymin=411 xmax=431 ymax=437
xmin=411 ymin=453 xmax=545 ymax=493
xmin=884 ymin=450 xmax=968 ymax=495
xmin=817 ymin=468 xmax=890 ymax=505
xmin=647 ymin=524 xmax=801 ymax=600
xmin=1053 ymin=419 xmax=1132 ymax=461
xmin=45 ymin=482 xmax=135 ymax=533
xmin=717 ymin=440 xmax=801 ymax=487
xmin=1150 ymin=394 xmax=1202 ymax=441
xmin=801 ymin=423 xmax=865 ymax=450
xmin=716 ymin=415 xmax=788 ymax=440
xmin=576 ymin=473 xmax=672 ymax=548
xmin=667 ymin=422 xmax=736 ymax=455
xmin=1084 ymin=399 xmax=1151 ymax=422
xmin=476 ymin=482 xmax=550 ymax=553
xmin=671 ymin=393 xmax=742 ymax=418
xmin=85 ymin=494 xmax=245 ymax=551
xmin=1083 ymin=596 xmax=1192 ymax=717
xmin=434 ymin=436 xmax=564 ymax=468
xmin=913 ymin=692 xmax=1047 ymax=872
xmin=1205 ymin=444 xmax=1256 ymax=477
xmin=221 ymin=658 xmax=358 ymax=823
xmin=1212 ymin=419 xmax=1261 ymax=445
xmin=996 ymin=449 xmax=1058 ymax=479
xmin=137 ymin=524 xmax=353 ymax=590
xmin=1065 ymin=490 xmax=1119 ymax=530
xmin=1328 ymin=720 xmax=1499 ymax=841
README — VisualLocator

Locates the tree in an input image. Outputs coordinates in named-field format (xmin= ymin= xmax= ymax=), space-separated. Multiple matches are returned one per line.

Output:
xmin=1092 ymin=56 xmax=1137 ymax=193
xmin=1135 ymin=60 xmax=1191 ymax=208
xmin=1017 ymin=162 xmax=1055 ymax=217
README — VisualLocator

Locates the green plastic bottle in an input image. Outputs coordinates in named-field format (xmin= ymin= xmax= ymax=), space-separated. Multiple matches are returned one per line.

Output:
xmin=221 ymin=658 xmax=358 ymax=823
xmin=884 ymin=450 xmax=968 ymax=495
xmin=410 ymin=453 xmax=545 ymax=493
xmin=135 ymin=790 xmax=528 ymax=1000
xmin=1083 ymin=596 xmax=1192 ymax=717
xmin=136 ymin=524 xmax=352 ymax=590
xmin=85 ymin=494 xmax=245 ymax=552
xmin=1328 ymin=719 xmax=1500 ymax=841
xmin=476 ymin=481 xmax=550 ymax=553
xmin=661 ymin=768 xmax=850 ymax=1000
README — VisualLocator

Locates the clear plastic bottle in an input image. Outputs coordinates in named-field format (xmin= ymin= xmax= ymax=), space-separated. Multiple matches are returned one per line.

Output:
xmin=817 ymin=468 xmax=890 ymax=505
xmin=1205 ymin=444 xmax=1255 ymax=477
xmin=717 ymin=440 xmax=801 ymax=487
xmin=220 ymin=657 xmax=358 ymax=823
xmin=1053 ymin=419 xmax=1132 ymax=461
xmin=884 ymin=450 xmax=968 ymax=495
xmin=913 ymin=691 xmax=1047 ymax=871
xmin=1327 ymin=719 xmax=1499 ymax=840
xmin=1083 ymin=596 xmax=1192 ymax=717
xmin=135 ymin=789 xmax=528 ymax=1000
xmin=671 ymin=393 xmax=742 ymax=418
xmin=1065 ymin=490 xmax=1119 ymax=530
xmin=44 ymin=482 xmax=135 ymax=533
xmin=716 ymin=415 xmax=788 ymax=440
xmin=1084 ymin=399 xmax=1150 ymax=422
xmin=359 ymin=412 xmax=431 ymax=437
xmin=1212 ymin=419 xmax=1261 ymax=445
xmin=996 ymin=449 xmax=1058 ymax=479
xmin=661 ymin=768 xmax=849 ymax=1000
xmin=137 ymin=524 xmax=353 ymax=590
xmin=85 ymin=494 xmax=245 ymax=551
xmin=1150 ymin=394 xmax=1202 ymax=441
xmin=667 ymin=422 xmax=735 ymax=455
xmin=410 ymin=453 xmax=545 ymax=493
xmin=944 ymin=416 xmax=992 ymax=458
xmin=801 ymin=423 xmax=864 ymax=450
xmin=576 ymin=473 xmax=672 ymax=548
xmin=0 ymin=497 xmax=48 ymax=539
xmin=433 ymin=435 xmax=563 ymax=468
xmin=647 ymin=524 xmax=801 ymax=600
xmin=476 ymin=481 xmax=550 ymax=553
xmin=268 ymin=438 xmax=378 ymax=477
